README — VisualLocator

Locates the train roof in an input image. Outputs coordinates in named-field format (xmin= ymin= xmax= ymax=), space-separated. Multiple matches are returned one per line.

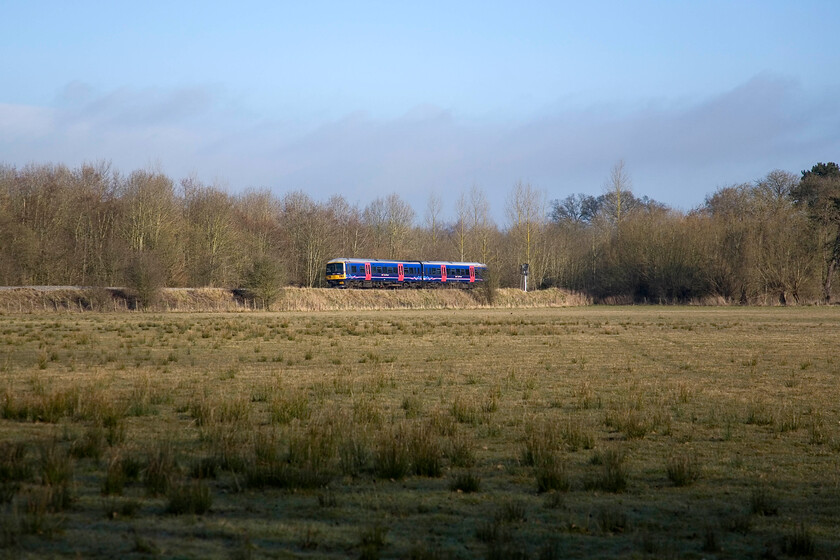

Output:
xmin=327 ymin=258 xmax=486 ymax=267
xmin=328 ymin=258 xmax=421 ymax=264
xmin=423 ymin=261 xmax=486 ymax=267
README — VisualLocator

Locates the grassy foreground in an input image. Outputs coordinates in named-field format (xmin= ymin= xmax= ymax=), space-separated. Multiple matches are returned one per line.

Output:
xmin=0 ymin=307 xmax=839 ymax=559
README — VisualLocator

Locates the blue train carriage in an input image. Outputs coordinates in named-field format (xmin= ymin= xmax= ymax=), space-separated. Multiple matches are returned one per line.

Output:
xmin=421 ymin=261 xmax=487 ymax=287
xmin=326 ymin=258 xmax=487 ymax=288
xmin=325 ymin=258 xmax=423 ymax=288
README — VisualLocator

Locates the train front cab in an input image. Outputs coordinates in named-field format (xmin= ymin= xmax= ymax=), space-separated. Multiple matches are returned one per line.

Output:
xmin=325 ymin=260 xmax=347 ymax=288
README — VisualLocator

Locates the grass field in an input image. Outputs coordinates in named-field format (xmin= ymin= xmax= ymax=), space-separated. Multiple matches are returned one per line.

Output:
xmin=1 ymin=306 xmax=839 ymax=559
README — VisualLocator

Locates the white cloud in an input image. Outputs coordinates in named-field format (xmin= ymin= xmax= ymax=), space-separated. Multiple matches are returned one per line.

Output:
xmin=2 ymin=76 xmax=839 ymax=220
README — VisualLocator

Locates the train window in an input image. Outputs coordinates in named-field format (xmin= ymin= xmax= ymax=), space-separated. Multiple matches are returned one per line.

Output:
xmin=376 ymin=267 xmax=382 ymax=274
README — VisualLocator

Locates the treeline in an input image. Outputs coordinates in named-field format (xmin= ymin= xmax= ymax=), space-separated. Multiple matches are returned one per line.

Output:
xmin=0 ymin=161 xmax=838 ymax=304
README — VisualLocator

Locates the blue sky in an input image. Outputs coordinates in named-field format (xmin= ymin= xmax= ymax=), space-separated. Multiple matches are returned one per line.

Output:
xmin=3 ymin=0 xmax=840 ymax=222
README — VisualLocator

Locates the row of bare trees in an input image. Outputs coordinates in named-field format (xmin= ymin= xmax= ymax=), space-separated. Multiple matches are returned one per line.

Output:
xmin=1 ymin=160 xmax=837 ymax=303
xmin=545 ymin=164 xmax=840 ymax=304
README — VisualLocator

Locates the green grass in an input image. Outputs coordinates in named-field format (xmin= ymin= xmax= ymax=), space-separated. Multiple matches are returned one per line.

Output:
xmin=0 ymin=306 xmax=838 ymax=557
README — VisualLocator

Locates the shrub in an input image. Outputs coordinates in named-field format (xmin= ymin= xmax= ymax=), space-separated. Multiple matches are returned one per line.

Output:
xmin=245 ymin=430 xmax=334 ymax=490
xmin=39 ymin=442 xmax=73 ymax=488
xmin=543 ymin=491 xmax=565 ymax=510
xmin=358 ymin=525 xmax=388 ymax=560
xmin=666 ymin=452 xmax=701 ymax=487
xmin=604 ymin=408 xmax=650 ymax=439
xmin=102 ymin=456 xmax=127 ymax=496
xmin=0 ymin=442 xmax=32 ymax=484
xmin=520 ymin=423 xmax=558 ymax=467
xmin=70 ymin=426 xmax=106 ymax=460
xmin=243 ymin=257 xmax=284 ymax=310
xmin=561 ymin=420 xmax=595 ymax=451
xmin=451 ymin=397 xmax=480 ymax=425
xmin=449 ymin=471 xmax=481 ymax=493
xmin=19 ymin=486 xmax=69 ymax=536
xmin=476 ymin=266 xmax=499 ymax=306
xmin=409 ymin=425 xmax=443 ymax=477
xmin=585 ymin=448 xmax=627 ymax=493
xmin=745 ymin=403 xmax=774 ymax=426
xmin=475 ymin=518 xmax=511 ymax=544
xmin=497 ymin=500 xmax=527 ymax=523
xmin=535 ymin=456 xmax=570 ymax=493
xmin=269 ymin=391 xmax=311 ymax=424
xmin=190 ymin=457 xmax=220 ymax=479
xmin=125 ymin=252 xmax=166 ymax=310
xmin=374 ymin=433 xmax=411 ymax=480
xmin=143 ymin=443 xmax=177 ymax=496
xmin=782 ymin=523 xmax=816 ymax=557
xmin=702 ymin=525 xmax=720 ymax=553
xmin=401 ymin=395 xmax=423 ymax=419
xmin=597 ymin=505 xmax=628 ymax=533
xmin=338 ymin=431 xmax=372 ymax=476
xmin=750 ymin=485 xmax=779 ymax=516
xmin=103 ymin=414 xmax=127 ymax=446
xmin=82 ymin=287 xmax=114 ymax=312
xmin=447 ymin=432 xmax=476 ymax=468
xmin=166 ymin=480 xmax=212 ymax=515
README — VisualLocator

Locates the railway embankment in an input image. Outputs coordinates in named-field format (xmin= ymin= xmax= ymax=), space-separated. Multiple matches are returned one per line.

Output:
xmin=0 ymin=286 xmax=589 ymax=313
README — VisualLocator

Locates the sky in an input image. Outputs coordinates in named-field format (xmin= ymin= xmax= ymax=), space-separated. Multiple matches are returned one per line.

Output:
xmin=2 ymin=0 xmax=840 ymax=223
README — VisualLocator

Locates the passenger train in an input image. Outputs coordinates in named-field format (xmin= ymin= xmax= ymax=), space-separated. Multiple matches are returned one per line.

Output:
xmin=325 ymin=258 xmax=487 ymax=288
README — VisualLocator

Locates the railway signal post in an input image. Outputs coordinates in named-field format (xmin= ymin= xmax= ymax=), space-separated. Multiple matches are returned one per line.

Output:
xmin=520 ymin=263 xmax=529 ymax=292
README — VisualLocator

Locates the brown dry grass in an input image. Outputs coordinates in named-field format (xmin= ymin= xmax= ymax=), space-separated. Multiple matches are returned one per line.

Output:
xmin=0 ymin=286 xmax=588 ymax=313
xmin=0 ymin=306 xmax=838 ymax=558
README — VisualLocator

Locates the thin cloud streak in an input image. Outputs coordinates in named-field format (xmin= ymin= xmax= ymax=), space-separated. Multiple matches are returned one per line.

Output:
xmin=1 ymin=75 xmax=838 ymax=221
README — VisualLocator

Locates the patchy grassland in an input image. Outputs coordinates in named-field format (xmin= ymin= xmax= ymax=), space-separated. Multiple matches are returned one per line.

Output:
xmin=0 ymin=306 xmax=839 ymax=559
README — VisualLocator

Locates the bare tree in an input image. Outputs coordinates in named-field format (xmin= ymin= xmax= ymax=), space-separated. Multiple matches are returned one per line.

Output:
xmin=182 ymin=178 xmax=240 ymax=286
xmin=452 ymin=192 xmax=469 ymax=261
xmin=280 ymin=191 xmax=331 ymax=287
xmin=236 ymin=188 xmax=281 ymax=258
xmin=362 ymin=197 xmax=388 ymax=258
xmin=469 ymin=185 xmax=493 ymax=264
xmin=385 ymin=193 xmax=415 ymax=259
xmin=68 ymin=162 xmax=121 ymax=286
xmin=327 ymin=194 xmax=367 ymax=257
xmin=424 ymin=191 xmax=444 ymax=258
xmin=600 ymin=160 xmax=633 ymax=226
xmin=757 ymin=169 xmax=798 ymax=204
xmin=506 ymin=181 xmax=547 ymax=287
